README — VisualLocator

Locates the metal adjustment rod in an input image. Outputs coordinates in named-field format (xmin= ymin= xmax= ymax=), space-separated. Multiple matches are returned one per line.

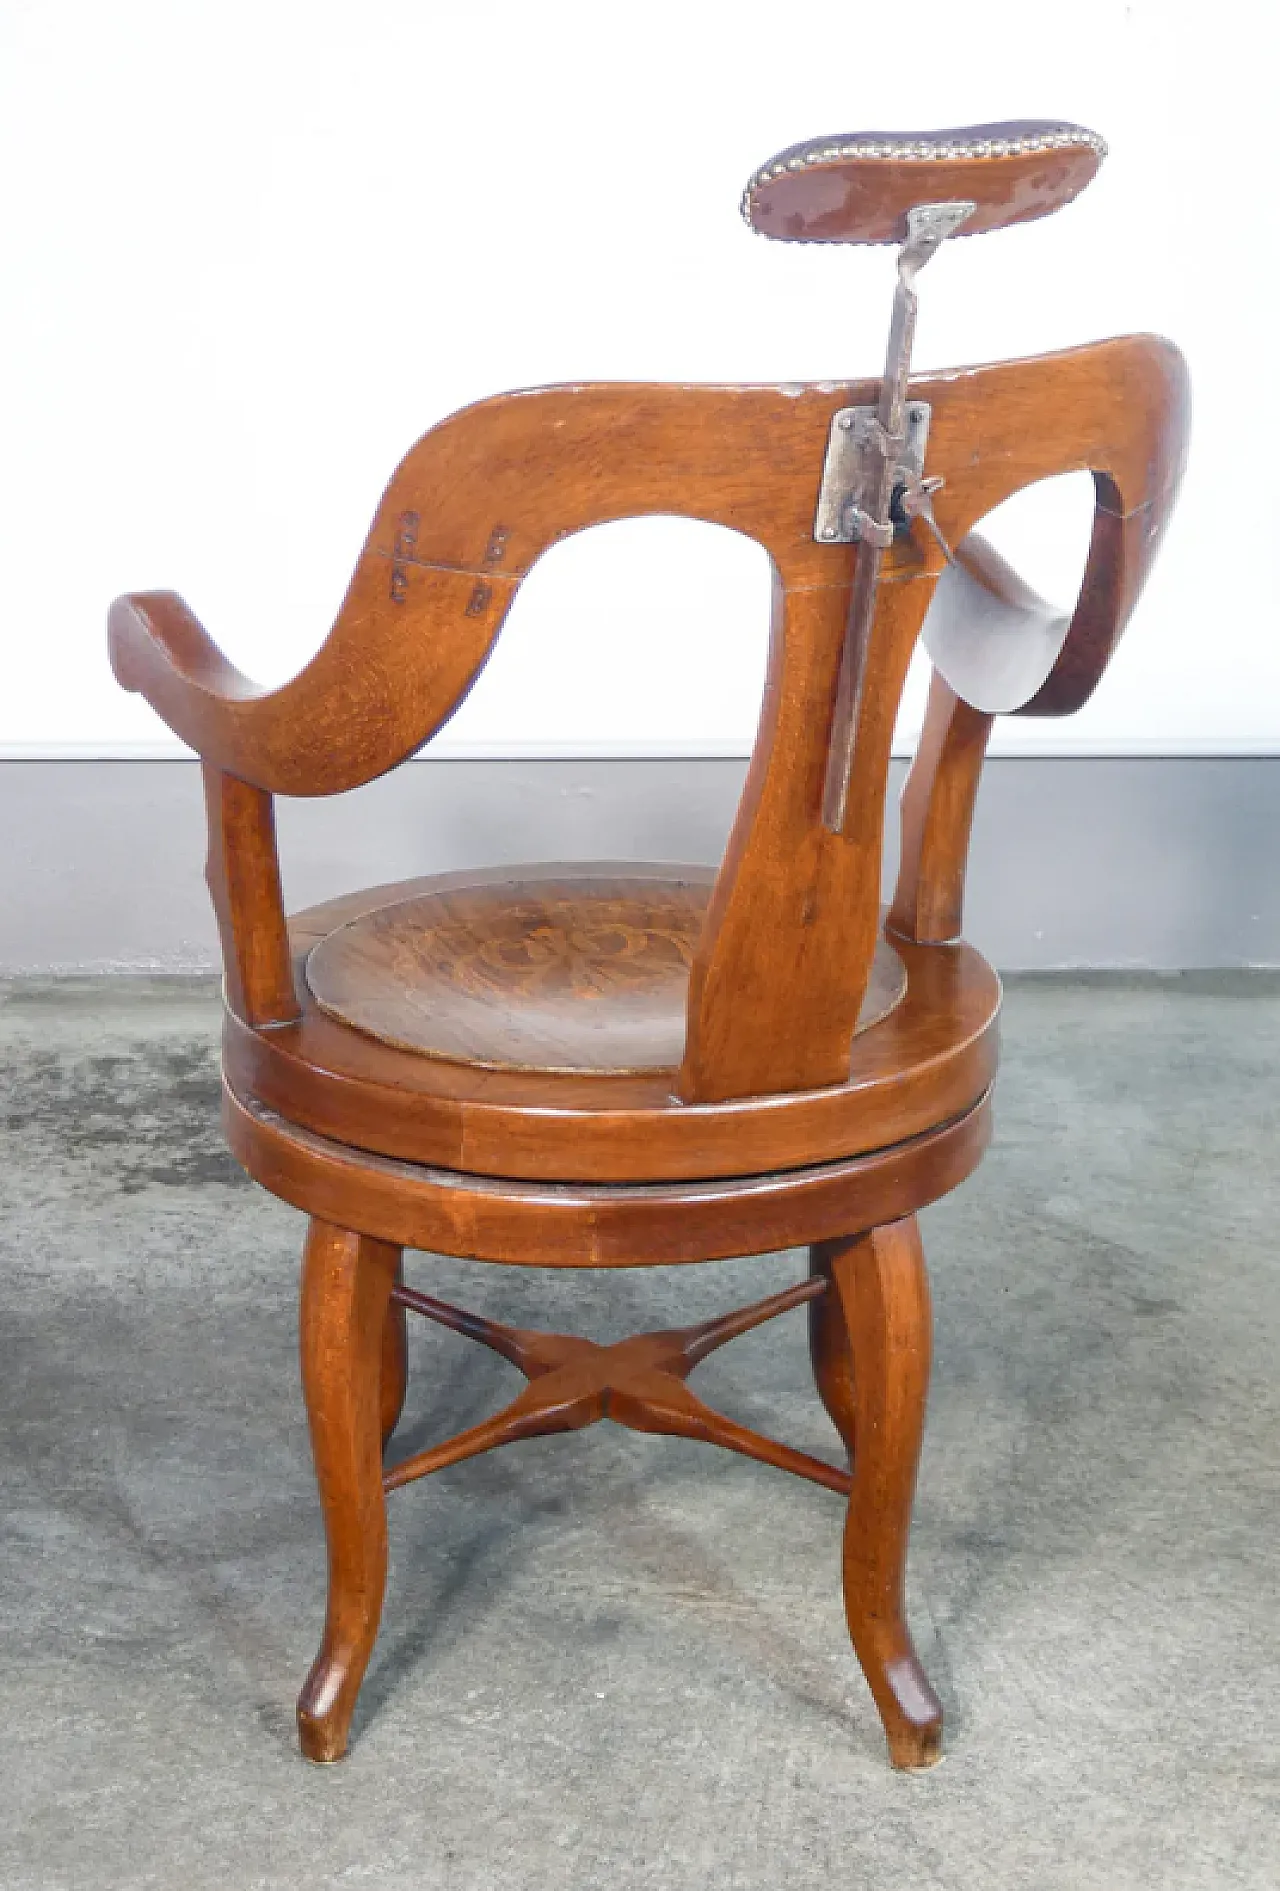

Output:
xmin=817 ymin=199 xmax=973 ymax=832
xmin=740 ymin=120 xmax=1110 ymax=835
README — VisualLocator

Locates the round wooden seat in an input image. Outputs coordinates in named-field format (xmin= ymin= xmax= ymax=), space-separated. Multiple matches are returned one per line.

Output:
xmin=305 ymin=868 xmax=907 ymax=1074
xmin=220 ymin=861 xmax=1000 ymax=1186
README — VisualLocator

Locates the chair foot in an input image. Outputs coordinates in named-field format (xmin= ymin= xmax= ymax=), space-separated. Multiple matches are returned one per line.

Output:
xmin=297 ymin=1680 xmax=355 ymax=1764
xmin=297 ymin=1219 xmax=401 ymax=1764
xmin=815 ymin=1216 xmax=944 ymax=1770
xmin=863 ymin=1643 xmax=944 ymax=1770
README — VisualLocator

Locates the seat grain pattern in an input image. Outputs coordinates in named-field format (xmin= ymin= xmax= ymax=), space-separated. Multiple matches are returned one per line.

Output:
xmin=305 ymin=867 xmax=907 ymax=1075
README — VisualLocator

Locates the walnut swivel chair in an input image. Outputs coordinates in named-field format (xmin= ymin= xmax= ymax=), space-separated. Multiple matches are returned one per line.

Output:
xmin=108 ymin=123 xmax=1187 ymax=1769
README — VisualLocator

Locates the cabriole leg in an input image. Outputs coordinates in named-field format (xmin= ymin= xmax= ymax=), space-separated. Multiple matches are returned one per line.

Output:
xmin=380 ymin=1256 xmax=408 ymax=1452
xmin=296 ymin=1219 xmax=400 ymax=1763
xmin=808 ymin=1244 xmax=857 ymax=1463
xmin=814 ymin=1216 xmax=943 ymax=1769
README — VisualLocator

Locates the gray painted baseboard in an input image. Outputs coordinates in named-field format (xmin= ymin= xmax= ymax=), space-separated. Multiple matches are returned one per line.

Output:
xmin=2 ymin=757 xmax=1276 ymax=972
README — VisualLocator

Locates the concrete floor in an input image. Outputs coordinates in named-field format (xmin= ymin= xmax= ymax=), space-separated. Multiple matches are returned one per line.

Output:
xmin=1 ymin=975 xmax=1276 ymax=1890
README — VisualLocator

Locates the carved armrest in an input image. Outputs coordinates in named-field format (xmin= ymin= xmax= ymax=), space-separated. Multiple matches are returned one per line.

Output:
xmin=924 ymin=474 xmax=1170 ymax=722
xmin=920 ymin=536 xmax=1069 ymax=716
xmin=891 ymin=431 xmax=1186 ymax=947
xmin=887 ymin=528 xmax=1115 ymax=946
xmin=109 ymin=590 xmax=262 ymax=759
xmin=109 ymin=561 xmax=512 ymax=797
xmin=103 ymin=593 xmax=300 ymax=1024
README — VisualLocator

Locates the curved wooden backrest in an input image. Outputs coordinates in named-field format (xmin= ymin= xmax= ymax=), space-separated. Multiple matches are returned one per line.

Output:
xmin=110 ymin=335 xmax=1188 ymax=1105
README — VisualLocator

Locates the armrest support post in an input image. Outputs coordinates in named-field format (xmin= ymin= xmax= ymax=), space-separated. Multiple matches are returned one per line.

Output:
xmin=888 ymin=670 xmax=994 ymax=945
xmin=202 ymin=765 xmax=300 ymax=1027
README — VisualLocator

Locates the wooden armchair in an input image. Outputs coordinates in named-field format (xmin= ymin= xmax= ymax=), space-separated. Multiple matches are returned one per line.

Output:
xmin=108 ymin=122 xmax=1187 ymax=1770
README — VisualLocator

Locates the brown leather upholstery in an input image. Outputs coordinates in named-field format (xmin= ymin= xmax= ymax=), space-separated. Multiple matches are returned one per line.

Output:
xmin=742 ymin=121 xmax=1105 ymax=245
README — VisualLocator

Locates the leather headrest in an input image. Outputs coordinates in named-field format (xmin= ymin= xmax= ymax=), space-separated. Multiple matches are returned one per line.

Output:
xmin=742 ymin=122 xmax=1106 ymax=245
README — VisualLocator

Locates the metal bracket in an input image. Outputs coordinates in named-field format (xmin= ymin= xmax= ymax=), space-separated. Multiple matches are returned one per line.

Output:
xmin=817 ymin=199 xmax=973 ymax=834
xmin=814 ymin=401 xmax=932 ymax=545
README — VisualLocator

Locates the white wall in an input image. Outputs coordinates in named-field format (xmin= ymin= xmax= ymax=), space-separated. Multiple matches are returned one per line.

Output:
xmin=2 ymin=0 xmax=1276 ymax=759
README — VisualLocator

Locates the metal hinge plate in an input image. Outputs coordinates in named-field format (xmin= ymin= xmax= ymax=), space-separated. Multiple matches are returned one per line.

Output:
xmin=813 ymin=400 xmax=932 ymax=545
